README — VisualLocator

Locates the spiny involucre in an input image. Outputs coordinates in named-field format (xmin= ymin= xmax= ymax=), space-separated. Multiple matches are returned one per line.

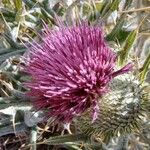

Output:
xmin=23 ymin=23 xmax=132 ymax=123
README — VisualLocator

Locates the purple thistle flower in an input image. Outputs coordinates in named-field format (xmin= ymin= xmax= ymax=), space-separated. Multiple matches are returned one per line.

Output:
xmin=24 ymin=23 xmax=132 ymax=123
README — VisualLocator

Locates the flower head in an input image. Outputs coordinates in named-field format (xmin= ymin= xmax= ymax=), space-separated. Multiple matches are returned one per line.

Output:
xmin=24 ymin=23 xmax=132 ymax=123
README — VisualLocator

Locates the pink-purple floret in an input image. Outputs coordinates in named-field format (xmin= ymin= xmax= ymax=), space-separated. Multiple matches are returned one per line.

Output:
xmin=24 ymin=23 xmax=132 ymax=123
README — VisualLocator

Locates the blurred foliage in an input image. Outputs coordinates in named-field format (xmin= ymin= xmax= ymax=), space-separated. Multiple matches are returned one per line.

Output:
xmin=0 ymin=0 xmax=150 ymax=149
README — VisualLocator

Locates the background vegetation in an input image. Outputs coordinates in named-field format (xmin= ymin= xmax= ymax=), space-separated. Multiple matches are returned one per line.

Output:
xmin=0 ymin=0 xmax=150 ymax=149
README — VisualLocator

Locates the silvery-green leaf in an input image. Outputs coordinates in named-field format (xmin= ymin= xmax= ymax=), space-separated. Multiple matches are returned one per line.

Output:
xmin=24 ymin=111 xmax=43 ymax=127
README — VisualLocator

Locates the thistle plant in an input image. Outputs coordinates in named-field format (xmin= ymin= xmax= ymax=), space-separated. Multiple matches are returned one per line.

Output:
xmin=0 ymin=0 xmax=150 ymax=150
xmin=23 ymin=22 xmax=132 ymax=123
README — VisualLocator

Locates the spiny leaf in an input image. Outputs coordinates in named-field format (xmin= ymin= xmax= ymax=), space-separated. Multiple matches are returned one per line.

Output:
xmin=101 ymin=0 xmax=120 ymax=19
xmin=0 ymin=122 xmax=28 ymax=136
xmin=105 ymin=0 xmax=133 ymax=42
xmin=115 ymin=30 xmax=130 ymax=43
xmin=119 ymin=29 xmax=137 ymax=65
xmin=0 ymin=8 xmax=16 ymax=21
xmin=39 ymin=134 xmax=89 ymax=145
xmin=0 ymin=101 xmax=31 ymax=110
xmin=42 ymin=0 xmax=55 ymax=17
xmin=100 ymin=0 xmax=112 ymax=17
xmin=22 ymin=0 xmax=35 ymax=8
xmin=0 ymin=48 xmax=19 ymax=55
xmin=109 ymin=0 xmax=120 ymax=11
xmin=139 ymin=52 xmax=150 ymax=82
xmin=63 ymin=144 xmax=83 ymax=150
xmin=0 ymin=48 xmax=26 ymax=64
xmin=40 ymin=8 xmax=55 ymax=24
xmin=3 ymin=33 xmax=21 ymax=48
xmin=106 ymin=18 xmax=125 ymax=42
